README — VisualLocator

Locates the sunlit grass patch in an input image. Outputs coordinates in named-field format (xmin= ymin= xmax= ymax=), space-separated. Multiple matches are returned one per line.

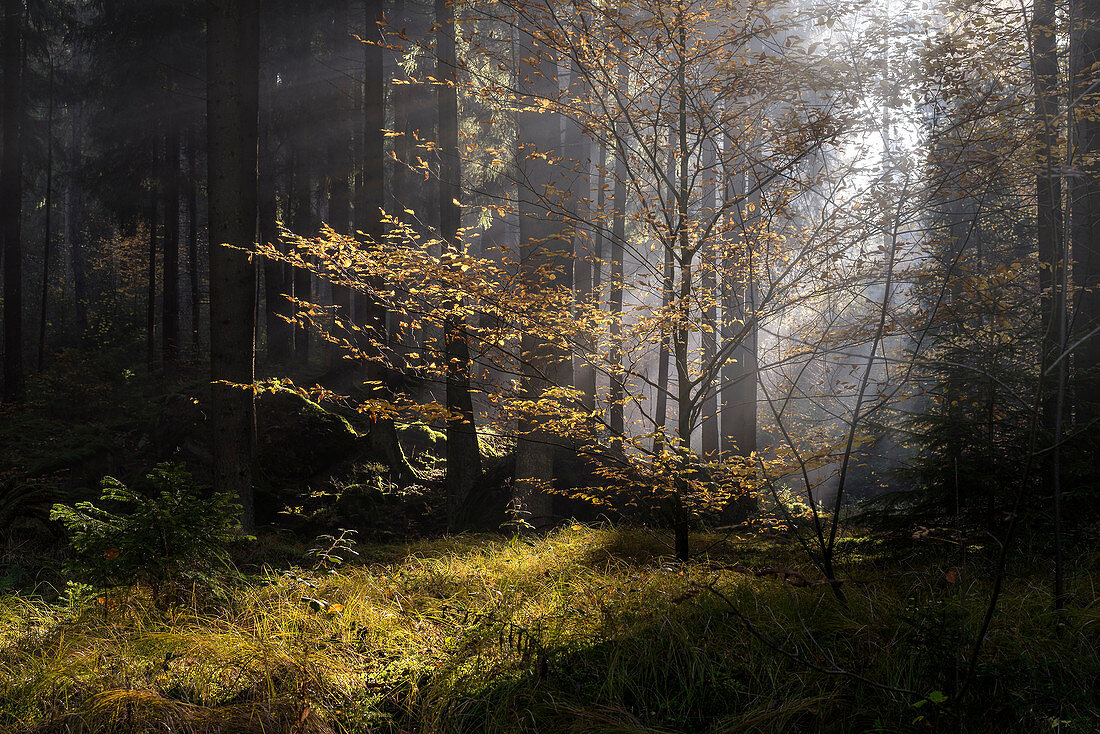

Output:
xmin=0 ymin=526 xmax=1097 ymax=732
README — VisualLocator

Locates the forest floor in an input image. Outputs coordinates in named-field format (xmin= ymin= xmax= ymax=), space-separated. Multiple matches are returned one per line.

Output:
xmin=1 ymin=525 xmax=1097 ymax=733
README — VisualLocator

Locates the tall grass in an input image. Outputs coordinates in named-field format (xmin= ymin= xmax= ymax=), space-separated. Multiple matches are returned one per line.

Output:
xmin=1 ymin=526 xmax=1096 ymax=732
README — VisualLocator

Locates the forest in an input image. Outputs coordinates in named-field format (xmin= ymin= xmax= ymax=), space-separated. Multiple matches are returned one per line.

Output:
xmin=0 ymin=0 xmax=1098 ymax=731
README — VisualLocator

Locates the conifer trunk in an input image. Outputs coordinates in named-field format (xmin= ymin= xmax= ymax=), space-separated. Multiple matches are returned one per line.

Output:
xmin=358 ymin=0 xmax=387 ymax=348
xmin=437 ymin=0 xmax=483 ymax=530
xmin=2 ymin=0 xmax=25 ymax=402
xmin=513 ymin=14 xmax=568 ymax=528
xmin=207 ymin=0 xmax=260 ymax=530
xmin=163 ymin=88 xmax=182 ymax=367
xmin=37 ymin=62 xmax=54 ymax=372
xmin=187 ymin=127 xmax=202 ymax=353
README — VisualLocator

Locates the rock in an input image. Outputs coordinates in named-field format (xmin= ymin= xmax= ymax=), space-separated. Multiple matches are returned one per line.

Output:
xmin=255 ymin=387 xmax=359 ymax=480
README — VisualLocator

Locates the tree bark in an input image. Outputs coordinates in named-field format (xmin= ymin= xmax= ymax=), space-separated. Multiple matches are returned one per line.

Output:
xmin=437 ymin=0 xmax=483 ymax=531
xmin=721 ymin=164 xmax=757 ymax=459
xmin=37 ymin=62 xmax=54 ymax=372
xmin=576 ymin=141 xmax=600 ymax=411
xmin=69 ymin=61 xmax=88 ymax=344
xmin=187 ymin=127 xmax=203 ymax=353
xmin=290 ymin=0 xmax=314 ymax=364
xmin=513 ymin=16 xmax=568 ymax=528
xmin=609 ymin=58 xmax=628 ymax=439
xmin=1071 ymin=2 xmax=1100 ymax=436
xmin=207 ymin=0 xmax=260 ymax=530
xmin=2 ymin=0 xmax=24 ymax=402
xmin=1066 ymin=0 xmax=1100 ymax=614
xmin=258 ymin=50 xmax=290 ymax=364
xmin=163 ymin=81 xmax=182 ymax=368
xmin=700 ymin=137 xmax=718 ymax=458
xmin=358 ymin=0 xmax=387 ymax=350
xmin=146 ymin=180 xmax=158 ymax=370
xmin=1033 ymin=0 xmax=1064 ymax=612
xmin=654 ymin=129 xmax=676 ymax=453
xmin=327 ymin=0 xmax=353 ymax=366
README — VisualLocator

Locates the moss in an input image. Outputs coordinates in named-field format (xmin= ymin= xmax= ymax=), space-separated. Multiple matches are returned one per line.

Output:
xmin=255 ymin=386 xmax=360 ymax=480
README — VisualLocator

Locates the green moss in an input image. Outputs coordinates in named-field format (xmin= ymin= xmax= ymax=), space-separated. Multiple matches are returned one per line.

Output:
xmin=255 ymin=386 xmax=360 ymax=480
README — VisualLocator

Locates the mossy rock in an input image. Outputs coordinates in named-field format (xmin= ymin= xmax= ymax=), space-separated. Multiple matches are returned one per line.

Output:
xmin=256 ymin=387 xmax=359 ymax=480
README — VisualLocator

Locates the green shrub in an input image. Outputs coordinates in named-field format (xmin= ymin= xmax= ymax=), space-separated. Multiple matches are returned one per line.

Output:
xmin=50 ymin=463 xmax=250 ymax=604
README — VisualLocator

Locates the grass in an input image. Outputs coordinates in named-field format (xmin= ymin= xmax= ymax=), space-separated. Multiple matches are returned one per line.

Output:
xmin=0 ymin=526 xmax=1097 ymax=733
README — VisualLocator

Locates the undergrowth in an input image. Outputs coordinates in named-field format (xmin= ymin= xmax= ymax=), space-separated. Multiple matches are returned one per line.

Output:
xmin=0 ymin=526 xmax=1096 ymax=733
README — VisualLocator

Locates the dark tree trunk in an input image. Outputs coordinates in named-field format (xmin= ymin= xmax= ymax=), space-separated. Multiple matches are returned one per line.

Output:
xmin=700 ymin=138 xmax=718 ymax=458
xmin=671 ymin=7 xmax=693 ymax=561
xmin=1067 ymin=0 xmax=1100 ymax=613
xmin=69 ymin=90 xmax=88 ymax=343
xmin=609 ymin=60 xmax=628 ymax=439
xmin=207 ymin=0 xmax=260 ymax=530
xmin=513 ymin=18 xmax=568 ymax=528
xmin=673 ymin=13 xmax=692 ymax=451
xmin=187 ymin=127 xmax=202 ymax=353
xmin=1071 ymin=6 xmax=1100 ymax=407
xmin=1034 ymin=0 xmax=1064 ymax=612
xmin=437 ymin=0 xmax=483 ymax=531
xmin=146 ymin=181 xmax=158 ymax=370
xmin=38 ymin=62 xmax=54 ymax=372
xmin=259 ymin=62 xmax=291 ymax=364
xmin=327 ymin=0 xmax=353 ymax=366
xmin=328 ymin=0 xmax=352 ymax=237
xmin=2 ymin=0 xmax=24 ymax=402
xmin=163 ymin=90 xmax=182 ymax=367
xmin=290 ymin=0 xmax=314 ymax=364
xmin=291 ymin=152 xmax=312 ymax=363
xmin=720 ymin=164 xmax=757 ymax=459
xmin=576 ymin=141 xmax=600 ymax=412
xmin=358 ymin=0 xmax=387 ymax=348
xmin=654 ymin=131 xmax=676 ymax=453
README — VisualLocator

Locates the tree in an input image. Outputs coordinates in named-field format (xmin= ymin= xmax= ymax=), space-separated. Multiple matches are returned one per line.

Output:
xmin=3 ymin=0 xmax=25 ymax=403
xmin=437 ymin=0 xmax=484 ymax=530
xmin=207 ymin=0 xmax=260 ymax=529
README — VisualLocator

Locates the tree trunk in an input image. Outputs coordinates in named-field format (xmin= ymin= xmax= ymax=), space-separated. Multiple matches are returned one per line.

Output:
xmin=437 ymin=0 xmax=483 ymax=531
xmin=576 ymin=141 xmax=601 ymax=412
xmin=69 ymin=73 xmax=88 ymax=343
xmin=671 ymin=4 xmax=693 ymax=561
xmin=654 ymin=129 xmax=676 ymax=453
xmin=358 ymin=0 xmax=387 ymax=352
xmin=207 ymin=0 xmax=260 ymax=530
xmin=1066 ymin=0 xmax=1100 ymax=614
xmin=38 ymin=62 xmax=54 ymax=372
xmin=258 ymin=50 xmax=290 ymax=364
xmin=513 ymin=17 xmax=568 ymax=528
xmin=609 ymin=58 xmax=628 ymax=439
xmin=721 ymin=164 xmax=757 ymax=459
xmin=1034 ymin=0 xmax=1064 ymax=612
xmin=146 ymin=181 xmax=158 ymax=370
xmin=187 ymin=127 xmax=203 ymax=353
xmin=2 ymin=0 xmax=24 ymax=402
xmin=327 ymin=0 xmax=353 ymax=367
xmin=163 ymin=86 xmax=182 ymax=368
xmin=290 ymin=0 xmax=314 ymax=364
xmin=700 ymin=138 xmax=718 ymax=458
xmin=673 ymin=11 xmax=692 ymax=450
